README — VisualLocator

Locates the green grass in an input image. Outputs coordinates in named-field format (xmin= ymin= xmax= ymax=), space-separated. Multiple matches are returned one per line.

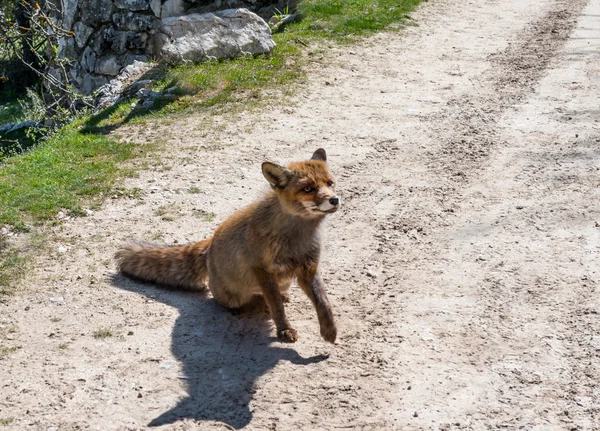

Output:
xmin=92 ymin=328 xmax=114 ymax=339
xmin=0 ymin=417 xmax=14 ymax=426
xmin=0 ymin=346 xmax=19 ymax=359
xmin=0 ymin=122 xmax=138 ymax=230
xmin=0 ymin=243 xmax=28 ymax=296
xmin=295 ymin=0 xmax=421 ymax=39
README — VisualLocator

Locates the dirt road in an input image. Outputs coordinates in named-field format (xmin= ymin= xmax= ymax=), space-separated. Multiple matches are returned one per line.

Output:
xmin=1 ymin=0 xmax=599 ymax=429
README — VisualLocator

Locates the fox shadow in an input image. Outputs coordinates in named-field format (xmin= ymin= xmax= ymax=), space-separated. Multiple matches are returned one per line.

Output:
xmin=110 ymin=273 xmax=328 ymax=429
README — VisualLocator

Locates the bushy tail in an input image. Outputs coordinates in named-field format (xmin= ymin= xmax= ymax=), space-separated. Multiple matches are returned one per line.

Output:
xmin=115 ymin=238 xmax=211 ymax=290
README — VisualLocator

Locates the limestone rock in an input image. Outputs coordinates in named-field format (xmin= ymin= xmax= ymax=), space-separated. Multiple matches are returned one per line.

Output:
xmin=161 ymin=0 xmax=186 ymax=18
xmin=150 ymin=0 xmax=162 ymax=17
xmin=153 ymin=9 xmax=275 ymax=64
xmin=110 ymin=31 xmax=148 ymax=54
xmin=114 ymin=0 xmax=151 ymax=11
xmin=80 ymin=0 xmax=113 ymax=25
xmin=95 ymin=55 xmax=121 ymax=75
xmin=113 ymin=11 xmax=157 ymax=32
xmin=61 ymin=0 xmax=80 ymax=30
xmin=73 ymin=21 xmax=94 ymax=48
xmin=81 ymin=46 xmax=96 ymax=72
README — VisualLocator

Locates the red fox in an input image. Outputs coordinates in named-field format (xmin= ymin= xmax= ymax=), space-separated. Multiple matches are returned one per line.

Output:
xmin=116 ymin=149 xmax=339 ymax=343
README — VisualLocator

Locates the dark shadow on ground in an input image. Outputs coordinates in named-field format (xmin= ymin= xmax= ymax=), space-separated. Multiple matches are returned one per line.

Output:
xmin=110 ymin=273 xmax=328 ymax=429
xmin=79 ymin=65 xmax=194 ymax=136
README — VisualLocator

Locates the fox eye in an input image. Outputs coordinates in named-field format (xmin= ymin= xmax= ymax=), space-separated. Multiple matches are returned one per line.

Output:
xmin=327 ymin=181 xmax=334 ymax=187
xmin=303 ymin=186 xmax=313 ymax=193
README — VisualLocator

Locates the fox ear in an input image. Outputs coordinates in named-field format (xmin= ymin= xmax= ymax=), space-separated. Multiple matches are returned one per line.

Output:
xmin=262 ymin=162 xmax=293 ymax=188
xmin=311 ymin=148 xmax=327 ymax=162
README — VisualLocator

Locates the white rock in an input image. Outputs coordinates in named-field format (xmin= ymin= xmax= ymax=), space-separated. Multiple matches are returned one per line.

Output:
xmin=152 ymin=9 xmax=275 ymax=64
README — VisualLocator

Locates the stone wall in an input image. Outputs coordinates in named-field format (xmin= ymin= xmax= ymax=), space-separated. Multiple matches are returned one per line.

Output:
xmin=58 ymin=0 xmax=290 ymax=95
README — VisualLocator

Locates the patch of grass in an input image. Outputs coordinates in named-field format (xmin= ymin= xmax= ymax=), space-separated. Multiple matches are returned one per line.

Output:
xmin=92 ymin=328 xmax=114 ymax=339
xmin=0 ymin=346 xmax=20 ymax=359
xmin=193 ymin=209 xmax=217 ymax=223
xmin=0 ymin=122 xmax=139 ymax=230
xmin=154 ymin=204 xmax=182 ymax=221
xmin=0 ymin=241 xmax=29 ymax=296
xmin=0 ymin=418 xmax=14 ymax=426
xmin=295 ymin=0 xmax=421 ymax=40
xmin=188 ymin=186 xmax=201 ymax=194
xmin=58 ymin=342 xmax=68 ymax=350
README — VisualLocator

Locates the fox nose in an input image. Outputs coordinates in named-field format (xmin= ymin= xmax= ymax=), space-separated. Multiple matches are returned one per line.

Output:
xmin=329 ymin=196 xmax=339 ymax=206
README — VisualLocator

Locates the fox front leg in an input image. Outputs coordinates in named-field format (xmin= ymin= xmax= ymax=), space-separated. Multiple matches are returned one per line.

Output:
xmin=254 ymin=268 xmax=298 ymax=342
xmin=296 ymin=266 xmax=337 ymax=343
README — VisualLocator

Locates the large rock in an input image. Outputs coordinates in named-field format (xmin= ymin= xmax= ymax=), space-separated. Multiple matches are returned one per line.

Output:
xmin=152 ymin=9 xmax=275 ymax=64
xmin=80 ymin=0 xmax=113 ymax=25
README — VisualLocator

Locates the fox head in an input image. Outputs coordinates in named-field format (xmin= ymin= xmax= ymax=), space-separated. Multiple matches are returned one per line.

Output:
xmin=262 ymin=148 xmax=340 ymax=219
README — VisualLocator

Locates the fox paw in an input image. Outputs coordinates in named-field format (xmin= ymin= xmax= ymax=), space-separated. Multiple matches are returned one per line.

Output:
xmin=320 ymin=323 xmax=337 ymax=344
xmin=278 ymin=328 xmax=299 ymax=343
xmin=281 ymin=292 xmax=291 ymax=303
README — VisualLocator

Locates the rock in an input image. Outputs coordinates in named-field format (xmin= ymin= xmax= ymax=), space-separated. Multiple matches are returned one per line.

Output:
xmin=188 ymin=0 xmax=249 ymax=16
xmin=80 ymin=0 xmax=113 ymax=25
xmin=81 ymin=73 xmax=93 ymax=95
xmin=161 ymin=0 xmax=186 ymax=18
xmin=95 ymin=80 xmax=124 ymax=109
xmin=92 ymin=75 xmax=109 ymax=90
xmin=49 ymin=297 xmax=65 ymax=303
xmin=61 ymin=0 xmax=79 ymax=30
xmin=0 ymin=121 xmax=38 ymax=134
xmin=81 ymin=46 xmax=96 ymax=73
xmin=110 ymin=31 xmax=148 ymax=55
xmin=150 ymin=0 xmax=162 ymax=17
xmin=153 ymin=9 xmax=276 ymax=64
xmin=95 ymin=55 xmax=121 ymax=75
xmin=57 ymin=36 xmax=77 ymax=58
xmin=68 ymin=61 xmax=83 ymax=86
xmin=114 ymin=0 xmax=151 ymax=11
xmin=113 ymin=12 xmax=157 ymax=32
xmin=73 ymin=22 xmax=94 ymax=48
xmin=160 ymin=359 xmax=176 ymax=370
xmin=122 ymin=55 xmax=150 ymax=69
xmin=57 ymin=246 xmax=67 ymax=254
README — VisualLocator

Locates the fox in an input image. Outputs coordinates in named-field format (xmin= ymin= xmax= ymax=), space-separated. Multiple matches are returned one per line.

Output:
xmin=115 ymin=148 xmax=340 ymax=343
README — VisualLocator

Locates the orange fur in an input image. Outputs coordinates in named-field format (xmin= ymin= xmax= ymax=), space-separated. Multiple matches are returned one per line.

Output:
xmin=116 ymin=149 xmax=339 ymax=343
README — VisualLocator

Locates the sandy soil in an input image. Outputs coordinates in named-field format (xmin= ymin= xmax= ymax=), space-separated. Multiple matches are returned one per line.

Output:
xmin=1 ymin=0 xmax=599 ymax=429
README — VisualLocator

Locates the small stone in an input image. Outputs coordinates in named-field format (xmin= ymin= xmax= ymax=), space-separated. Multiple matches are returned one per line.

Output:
xmin=160 ymin=359 xmax=176 ymax=370
xmin=49 ymin=297 xmax=65 ymax=304
xmin=413 ymin=412 xmax=418 ymax=418
xmin=57 ymin=246 xmax=67 ymax=254
xmin=128 ymin=331 xmax=134 ymax=336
